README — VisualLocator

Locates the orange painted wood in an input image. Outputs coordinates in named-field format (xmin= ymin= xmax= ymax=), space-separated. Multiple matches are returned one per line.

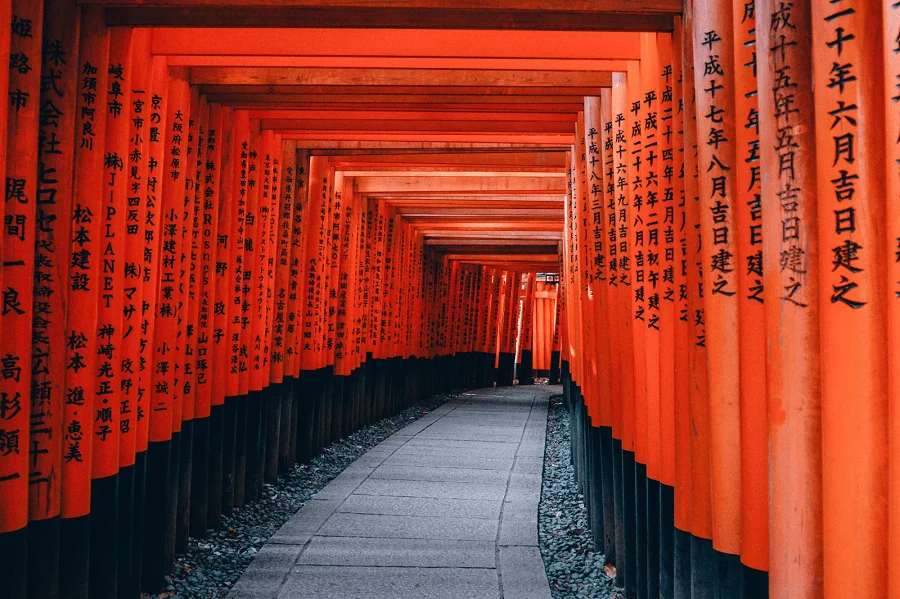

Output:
xmin=195 ymin=101 xmax=222 ymax=416
xmin=271 ymin=140 xmax=297 ymax=383
xmin=300 ymin=156 xmax=330 ymax=370
xmin=286 ymin=149 xmax=310 ymax=378
xmin=811 ymin=1 xmax=889 ymax=595
xmin=29 ymin=0 xmax=78 ymax=522
xmin=655 ymin=32 xmax=676 ymax=488
xmin=681 ymin=0 xmax=712 ymax=541
xmin=626 ymin=59 xmax=648 ymax=466
xmin=600 ymin=87 xmax=624 ymax=441
xmin=249 ymin=128 xmax=272 ymax=391
xmin=0 ymin=0 xmax=41 ymax=531
xmin=150 ymin=74 xmax=189 ymax=441
xmin=92 ymin=25 xmax=133 ymax=478
xmin=731 ymin=0 xmax=767 ymax=572
xmin=611 ymin=71 xmax=636 ymax=452
xmin=671 ymin=14 xmax=692 ymax=532
xmin=140 ymin=55 xmax=169 ymax=444
xmin=179 ymin=88 xmax=205 ymax=425
xmin=150 ymin=27 xmax=642 ymax=60
xmin=241 ymin=120 xmax=261 ymax=394
xmin=212 ymin=105 xmax=235 ymax=405
xmin=692 ymin=0 xmax=741 ymax=555
xmin=225 ymin=111 xmax=249 ymax=397
xmin=641 ymin=32 xmax=662 ymax=481
xmin=124 ymin=28 xmax=152 ymax=461
xmin=755 ymin=0 xmax=823 ymax=591
xmin=61 ymin=7 xmax=107 ymax=514
xmin=885 ymin=3 xmax=900 ymax=596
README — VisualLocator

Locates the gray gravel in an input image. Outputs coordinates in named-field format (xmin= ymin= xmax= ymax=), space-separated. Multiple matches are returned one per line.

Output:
xmin=143 ymin=391 xmax=453 ymax=599
xmin=538 ymin=394 xmax=616 ymax=599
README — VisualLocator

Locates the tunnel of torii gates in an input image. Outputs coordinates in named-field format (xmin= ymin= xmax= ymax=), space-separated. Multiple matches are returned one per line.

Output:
xmin=0 ymin=0 xmax=897 ymax=598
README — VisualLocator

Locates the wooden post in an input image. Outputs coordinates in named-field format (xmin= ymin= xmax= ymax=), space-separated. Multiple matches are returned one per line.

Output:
xmin=731 ymin=0 xmax=768 ymax=587
xmin=884 ymin=4 xmax=900 ymax=597
xmin=29 ymin=1 xmax=77 ymax=597
xmin=811 ymin=1 xmax=889 ymax=596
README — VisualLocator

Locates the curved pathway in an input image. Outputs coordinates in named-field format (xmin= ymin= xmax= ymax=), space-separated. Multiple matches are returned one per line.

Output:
xmin=229 ymin=386 xmax=555 ymax=599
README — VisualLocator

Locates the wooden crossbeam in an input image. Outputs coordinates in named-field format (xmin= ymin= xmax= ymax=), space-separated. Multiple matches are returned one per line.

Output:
xmin=101 ymin=5 xmax=676 ymax=31
xmin=150 ymin=28 xmax=641 ymax=60
xmin=189 ymin=67 xmax=612 ymax=88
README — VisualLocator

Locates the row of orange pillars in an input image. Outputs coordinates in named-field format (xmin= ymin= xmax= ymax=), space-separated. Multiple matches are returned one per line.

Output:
xmin=560 ymin=1 xmax=900 ymax=599
xmin=0 ymin=4 xmax=564 ymax=598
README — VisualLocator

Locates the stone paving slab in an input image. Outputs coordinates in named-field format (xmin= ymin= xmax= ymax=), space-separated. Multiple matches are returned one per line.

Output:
xmin=230 ymin=386 xmax=553 ymax=599
xmin=337 ymin=493 xmax=501 ymax=518
xmin=382 ymin=453 xmax=515 ymax=471
xmin=370 ymin=464 xmax=513 ymax=485
xmin=278 ymin=566 xmax=499 ymax=599
xmin=297 ymin=537 xmax=497 ymax=568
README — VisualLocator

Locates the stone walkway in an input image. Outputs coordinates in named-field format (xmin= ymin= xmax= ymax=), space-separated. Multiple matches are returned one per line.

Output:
xmin=229 ymin=386 xmax=553 ymax=599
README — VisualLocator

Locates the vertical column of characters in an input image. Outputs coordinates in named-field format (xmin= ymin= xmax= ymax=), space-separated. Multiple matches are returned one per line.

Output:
xmin=29 ymin=0 xmax=78 ymax=552
xmin=227 ymin=112 xmax=250 ymax=507
xmin=206 ymin=103 xmax=231 ymax=528
xmin=283 ymin=148 xmax=306 ymax=383
xmin=300 ymin=156 xmax=326 ymax=373
xmin=24 ymin=2 xmax=73 ymax=596
xmin=271 ymin=141 xmax=295 ymax=386
xmin=87 ymin=27 xmax=131 ymax=599
xmin=759 ymin=0 xmax=826 ymax=592
xmin=670 ymin=16 xmax=693 ymax=546
xmin=237 ymin=121 xmax=262 ymax=505
xmin=655 ymin=33 xmax=677 ymax=491
xmin=250 ymin=129 xmax=271 ymax=393
xmin=601 ymin=89 xmax=623 ymax=448
xmin=210 ymin=106 xmax=232 ymax=413
xmin=611 ymin=72 xmax=635 ymax=460
xmin=363 ymin=197 xmax=379 ymax=363
xmin=884 ymin=3 xmax=900 ymax=596
xmin=93 ymin=24 xmax=132 ymax=485
xmin=195 ymin=102 xmax=221 ymax=422
xmin=121 ymin=28 xmax=150 ymax=503
xmin=731 ymin=0 xmax=768 ymax=579
xmin=226 ymin=111 xmax=249 ymax=404
xmin=238 ymin=121 xmax=260 ymax=406
xmin=0 ymin=0 xmax=43 ymax=551
xmin=811 ymin=1 xmax=889 ymax=595
xmin=571 ymin=112 xmax=587 ymax=405
xmin=184 ymin=96 xmax=209 ymax=536
xmin=62 ymin=0 xmax=109 ymax=540
xmin=640 ymin=36 xmax=663 ymax=486
xmin=334 ymin=178 xmax=356 ymax=377
xmin=151 ymin=75 xmax=189 ymax=443
xmin=626 ymin=60 xmax=648 ymax=473
xmin=476 ymin=266 xmax=490 ymax=363
xmin=693 ymin=0 xmax=743 ymax=566
xmin=585 ymin=97 xmax=612 ymax=425
xmin=180 ymin=94 xmax=206 ymax=438
xmin=353 ymin=175 xmax=367 ymax=375
xmin=324 ymin=171 xmax=345 ymax=371
xmin=217 ymin=107 xmax=243 ymax=515
xmin=260 ymin=132 xmax=282 ymax=482
xmin=139 ymin=57 xmax=166 ymax=449
xmin=58 ymin=8 xmax=106 ymax=596
xmin=136 ymin=54 xmax=170 ymax=594
xmin=265 ymin=137 xmax=282 ymax=385
xmin=682 ymin=0 xmax=714 ymax=567
xmin=384 ymin=210 xmax=398 ymax=361
xmin=603 ymin=84 xmax=628 ymax=581
xmin=563 ymin=149 xmax=574 ymax=383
